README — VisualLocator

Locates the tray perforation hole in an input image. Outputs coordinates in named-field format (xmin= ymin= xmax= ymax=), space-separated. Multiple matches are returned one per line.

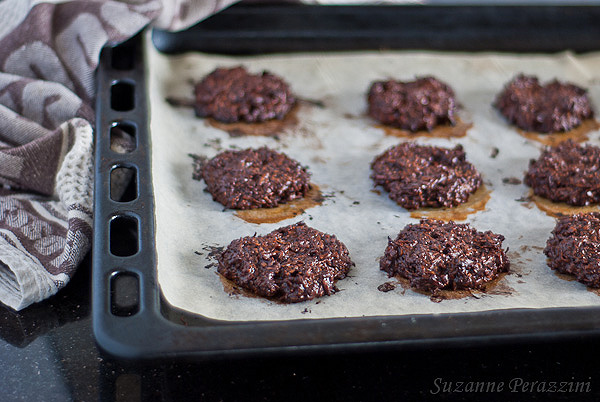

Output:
xmin=110 ymin=121 xmax=137 ymax=153
xmin=110 ymin=271 xmax=140 ymax=317
xmin=110 ymin=215 xmax=139 ymax=257
xmin=110 ymin=81 xmax=135 ymax=111
xmin=110 ymin=165 xmax=138 ymax=202
xmin=111 ymin=42 xmax=136 ymax=71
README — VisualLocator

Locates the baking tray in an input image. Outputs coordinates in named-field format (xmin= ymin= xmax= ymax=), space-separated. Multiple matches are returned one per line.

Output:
xmin=93 ymin=4 xmax=600 ymax=359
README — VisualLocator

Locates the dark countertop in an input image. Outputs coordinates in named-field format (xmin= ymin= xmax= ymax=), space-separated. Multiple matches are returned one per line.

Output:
xmin=2 ymin=255 xmax=600 ymax=401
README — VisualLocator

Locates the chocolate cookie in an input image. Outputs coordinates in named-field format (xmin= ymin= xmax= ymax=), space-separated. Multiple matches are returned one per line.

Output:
xmin=218 ymin=222 xmax=353 ymax=302
xmin=194 ymin=66 xmax=296 ymax=123
xmin=370 ymin=142 xmax=482 ymax=210
xmin=380 ymin=219 xmax=510 ymax=292
xmin=525 ymin=140 xmax=600 ymax=206
xmin=196 ymin=147 xmax=310 ymax=210
xmin=545 ymin=213 xmax=600 ymax=288
xmin=367 ymin=76 xmax=457 ymax=132
xmin=495 ymin=74 xmax=594 ymax=133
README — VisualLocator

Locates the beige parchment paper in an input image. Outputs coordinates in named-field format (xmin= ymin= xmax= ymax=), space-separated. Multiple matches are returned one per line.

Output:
xmin=147 ymin=38 xmax=600 ymax=321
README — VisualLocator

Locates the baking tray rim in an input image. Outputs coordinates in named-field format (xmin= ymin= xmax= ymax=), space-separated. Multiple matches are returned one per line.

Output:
xmin=92 ymin=7 xmax=600 ymax=359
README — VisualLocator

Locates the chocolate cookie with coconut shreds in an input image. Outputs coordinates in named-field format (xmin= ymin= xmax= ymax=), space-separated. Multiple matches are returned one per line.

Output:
xmin=370 ymin=142 xmax=482 ymax=210
xmin=545 ymin=213 xmax=600 ymax=288
xmin=197 ymin=147 xmax=310 ymax=210
xmin=380 ymin=219 xmax=510 ymax=292
xmin=367 ymin=76 xmax=457 ymax=132
xmin=525 ymin=140 xmax=600 ymax=206
xmin=495 ymin=74 xmax=594 ymax=133
xmin=218 ymin=222 xmax=354 ymax=303
xmin=194 ymin=66 xmax=296 ymax=123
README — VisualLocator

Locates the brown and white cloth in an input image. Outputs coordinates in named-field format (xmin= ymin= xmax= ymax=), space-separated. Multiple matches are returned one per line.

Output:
xmin=0 ymin=0 xmax=235 ymax=311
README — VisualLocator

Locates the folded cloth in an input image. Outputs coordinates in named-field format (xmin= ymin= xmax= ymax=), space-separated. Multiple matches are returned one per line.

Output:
xmin=0 ymin=0 xmax=236 ymax=310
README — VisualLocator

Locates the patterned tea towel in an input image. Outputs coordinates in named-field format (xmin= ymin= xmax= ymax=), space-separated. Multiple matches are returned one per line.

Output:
xmin=0 ymin=0 xmax=235 ymax=311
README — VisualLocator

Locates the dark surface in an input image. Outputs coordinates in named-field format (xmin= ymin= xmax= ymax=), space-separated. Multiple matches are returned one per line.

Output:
xmin=525 ymin=140 xmax=600 ymax=206
xmin=195 ymin=147 xmax=310 ymax=210
xmin=2 ymin=263 xmax=600 ymax=401
xmin=194 ymin=66 xmax=295 ymax=123
xmin=367 ymin=76 xmax=457 ymax=131
xmin=545 ymin=213 xmax=600 ymax=288
xmin=495 ymin=74 xmax=594 ymax=133
xmin=380 ymin=219 xmax=509 ymax=292
xmin=218 ymin=222 xmax=353 ymax=302
xmin=371 ymin=143 xmax=481 ymax=209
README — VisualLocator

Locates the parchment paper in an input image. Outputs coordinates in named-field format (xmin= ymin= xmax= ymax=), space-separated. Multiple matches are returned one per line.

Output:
xmin=147 ymin=38 xmax=600 ymax=321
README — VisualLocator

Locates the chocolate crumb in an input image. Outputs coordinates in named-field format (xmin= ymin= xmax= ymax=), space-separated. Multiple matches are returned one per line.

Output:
xmin=189 ymin=154 xmax=207 ymax=181
xmin=377 ymin=282 xmax=397 ymax=292
xmin=502 ymin=177 xmax=522 ymax=185
xmin=490 ymin=147 xmax=499 ymax=158
xmin=165 ymin=96 xmax=195 ymax=108
xmin=298 ymin=98 xmax=325 ymax=108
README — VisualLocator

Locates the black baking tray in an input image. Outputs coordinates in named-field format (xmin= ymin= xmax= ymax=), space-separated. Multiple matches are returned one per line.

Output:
xmin=93 ymin=4 xmax=600 ymax=359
